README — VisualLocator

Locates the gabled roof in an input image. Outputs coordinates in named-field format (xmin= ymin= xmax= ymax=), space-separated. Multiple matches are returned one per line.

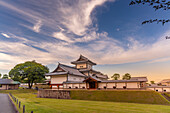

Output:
xmin=130 ymin=77 xmax=148 ymax=82
xmin=0 ymin=79 xmax=20 ymax=85
xmin=71 ymin=55 xmax=96 ymax=65
xmin=45 ymin=63 xmax=86 ymax=77
xmin=158 ymin=79 xmax=170 ymax=83
xmin=83 ymin=76 xmax=102 ymax=82
xmin=95 ymin=74 xmax=108 ymax=79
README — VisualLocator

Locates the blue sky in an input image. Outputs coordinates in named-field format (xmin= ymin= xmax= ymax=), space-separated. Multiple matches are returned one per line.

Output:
xmin=0 ymin=0 xmax=169 ymax=82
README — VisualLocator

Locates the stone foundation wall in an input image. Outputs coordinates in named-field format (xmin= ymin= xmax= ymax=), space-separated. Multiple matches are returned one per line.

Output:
xmin=38 ymin=90 xmax=70 ymax=99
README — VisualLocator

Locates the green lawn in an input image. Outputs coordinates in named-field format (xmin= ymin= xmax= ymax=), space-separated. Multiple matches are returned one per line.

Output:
xmin=71 ymin=90 xmax=170 ymax=105
xmin=0 ymin=89 xmax=170 ymax=113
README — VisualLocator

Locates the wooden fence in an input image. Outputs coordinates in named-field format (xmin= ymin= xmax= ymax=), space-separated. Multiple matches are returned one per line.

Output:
xmin=9 ymin=93 xmax=33 ymax=113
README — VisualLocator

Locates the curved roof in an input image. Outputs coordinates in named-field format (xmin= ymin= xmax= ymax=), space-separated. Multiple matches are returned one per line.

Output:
xmin=71 ymin=55 xmax=96 ymax=65
xmin=45 ymin=63 xmax=86 ymax=77
xmin=0 ymin=79 xmax=20 ymax=85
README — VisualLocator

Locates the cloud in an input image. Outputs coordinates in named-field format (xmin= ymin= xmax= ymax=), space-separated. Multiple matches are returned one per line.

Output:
xmin=0 ymin=30 xmax=170 ymax=72
xmin=52 ymin=32 xmax=73 ymax=43
xmin=0 ymin=0 xmax=170 ymax=73
xmin=149 ymin=57 xmax=170 ymax=63
xmin=33 ymin=20 xmax=42 ymax=33
xmin=0 ymin=0 xmax=114 ymax=41
xmin=1 ymin=33 xmax=10 ymax=38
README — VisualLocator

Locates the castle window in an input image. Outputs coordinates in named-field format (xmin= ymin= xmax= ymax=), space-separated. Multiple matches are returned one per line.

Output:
xmin=69 ymin=87 xmax=71 ymax=89
xmin=123 ymin=86 xmax=126 ymax=89
xmin=113 ymin=86 xmax=116 ymax=89
xmin=82 ymin=87 xmax=85 ymax=89
xmin=164 ymin=90 xmax=166 ymax=92
xmin=80 ymin=66 xmax=83 ymax=68
xmin=103 ymin=86 xmax=106 ymax=89
xmin=75 ymin=87 xmax=78 ymax=89
xmin=156 ymin=90 xmax=158 ymax=92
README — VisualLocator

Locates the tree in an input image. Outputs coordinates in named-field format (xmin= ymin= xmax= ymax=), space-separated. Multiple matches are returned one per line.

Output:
xmin=9 ymin=61 xmax=49 ymax=89
xmin=150 ymin=81 xmax=155 ymax=84
xmin=111 ymin=73 xmax=120 ymax=80
xmin=0 ymin=73 xmax=1 ymax=78
xmin=122 ymin=73 xmax=131 ymax=80
xmin=129 ymin=0 xmax=169 ymax=25
xmin=2 ymin=74 xmax=8 ymax=79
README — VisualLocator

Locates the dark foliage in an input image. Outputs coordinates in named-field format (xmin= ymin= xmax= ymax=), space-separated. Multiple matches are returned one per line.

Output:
xmin=129 ymin=0 xmax=169 ymax=25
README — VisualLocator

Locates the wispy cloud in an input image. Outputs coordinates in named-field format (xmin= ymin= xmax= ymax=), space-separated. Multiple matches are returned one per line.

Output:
xmin=0 ymin=0 xmax=170 ymax=74
xmin=33 ymin=20 xmax=42 ymax=33
xmin=1 ymin=33 xmax=10 ymax=38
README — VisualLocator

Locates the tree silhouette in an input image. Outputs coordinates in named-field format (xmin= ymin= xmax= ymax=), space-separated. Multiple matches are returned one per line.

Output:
xmin=150 ymin=81 xmax=155 ymax=84
xmin=9 ymin=61 xmax=49 ymax=89
xmin=129 ymin=0 xmax=169 ymax=25
xmin=111 ymin=73 xmax=120 ymax=80
xmin=2 ymin=74 xmax=8 ymax=79
xmin=122 ymin=73 xmax=131 ymax=80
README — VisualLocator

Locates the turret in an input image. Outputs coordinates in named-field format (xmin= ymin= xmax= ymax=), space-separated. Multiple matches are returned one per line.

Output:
xmin=71 ymin=55 xmax=96 ymax=70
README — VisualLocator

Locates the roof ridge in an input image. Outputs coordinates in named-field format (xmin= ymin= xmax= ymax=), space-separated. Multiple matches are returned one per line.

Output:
xmin=59 ymin=63 xmax=77 ymax=69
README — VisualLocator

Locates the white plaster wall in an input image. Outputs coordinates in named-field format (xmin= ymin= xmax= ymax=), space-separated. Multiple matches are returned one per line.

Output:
xmin=80 ymin=83 xmax=86 ymax=88
xmin=0 ymin=85 xmax=7 ymax=90
xmin=107 ymin=83 xmax=116 ymax=88
xmin=98 ymin=83 xmax=107 ymax=88
xmin=52 ymin=86 xmax=58 ymax=89
xmin=68 ymin=75 xmax=85 ymax=82
xmin=127 ymin=82 xmax=138 ymax=88
xmin=63 ymin=84 xmax=67 ymax=88
xmin=148 ymin=87 xmax=170 ymax=92
xmin=51 ymin=75 xmax=67 ymax=84
xmin=117 ymin=83 xmax=126 ymax=88
xmin=76 ymin=63 xmax=87 ymax=69
xmin=155 ymin=88 xmax=163 ymax=92
xmin=163 ymin=88 xmax=170 ymax=92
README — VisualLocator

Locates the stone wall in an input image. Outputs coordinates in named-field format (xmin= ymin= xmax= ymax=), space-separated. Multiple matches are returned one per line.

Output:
xmin=38 ymin=90 xmax=70 ymax=99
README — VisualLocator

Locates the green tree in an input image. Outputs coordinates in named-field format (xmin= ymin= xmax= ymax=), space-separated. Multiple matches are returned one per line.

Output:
xmin=9 ymin=61 xmax=49 ymax=89
xmin=122 ymin=73 xmax=131 ymax=80
xmin=2 ymin=74 xmax=8 ymax=79
xmin=150 ymin=81 xmax=155 ymax=84
xmin=111 ymin=73 xmax=120 ymax=80
xmin=0 ymin=73 xmax=1 ymax=78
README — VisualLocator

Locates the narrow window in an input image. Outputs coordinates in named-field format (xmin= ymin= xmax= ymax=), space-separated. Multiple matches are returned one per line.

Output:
xmin=123 ymin=86 xmax=126 ymax=89
xmin=156 ymin=90 xmax=158 ymax=92
xmin=69 ymin=87 xmax=71 ymax=89
xmin=75 ymin=87 xmax=78 ymax=89
xmin=113 ymin=86 xmax=116 ymax=89
xmin=103 ymin=86 xmax=106 ymax=89
xmin=82 ymin=87 xmax=85 ymax=89
xmin=164 ymin=90 xmax=166 ymax=92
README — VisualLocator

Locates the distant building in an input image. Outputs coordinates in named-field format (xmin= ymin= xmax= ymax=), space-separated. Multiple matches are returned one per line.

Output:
xmin=158 ymin=79 xmax=170 ymax=86
xmin=45 ymin=55 xmax=148 ymax=89
xmin=147 ymin=79 xmax=170 ymax=92
xmin=0 ymin=79 xmax=20 ymax=90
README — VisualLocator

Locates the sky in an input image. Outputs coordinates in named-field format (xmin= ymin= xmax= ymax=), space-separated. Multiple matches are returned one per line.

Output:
xmin=0 ymin=0 xmax=169 ymax=82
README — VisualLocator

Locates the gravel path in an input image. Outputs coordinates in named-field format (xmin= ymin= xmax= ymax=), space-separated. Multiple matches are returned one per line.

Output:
xmin=0 ymin=94 xmax=16 ymax=113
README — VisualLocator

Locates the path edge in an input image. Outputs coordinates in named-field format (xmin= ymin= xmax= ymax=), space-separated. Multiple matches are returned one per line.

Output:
xmin=8 ymin=94 xmax=19 ymax=113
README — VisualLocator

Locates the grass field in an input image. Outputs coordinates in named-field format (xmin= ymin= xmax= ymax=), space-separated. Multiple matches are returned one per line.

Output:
xmin=0 ymin=89 xmax=170 ymax=113
xmin=71 ymin=90 xmax=170 ymax=105
xmin=164 ymin=93 xmax=170 ymax=98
